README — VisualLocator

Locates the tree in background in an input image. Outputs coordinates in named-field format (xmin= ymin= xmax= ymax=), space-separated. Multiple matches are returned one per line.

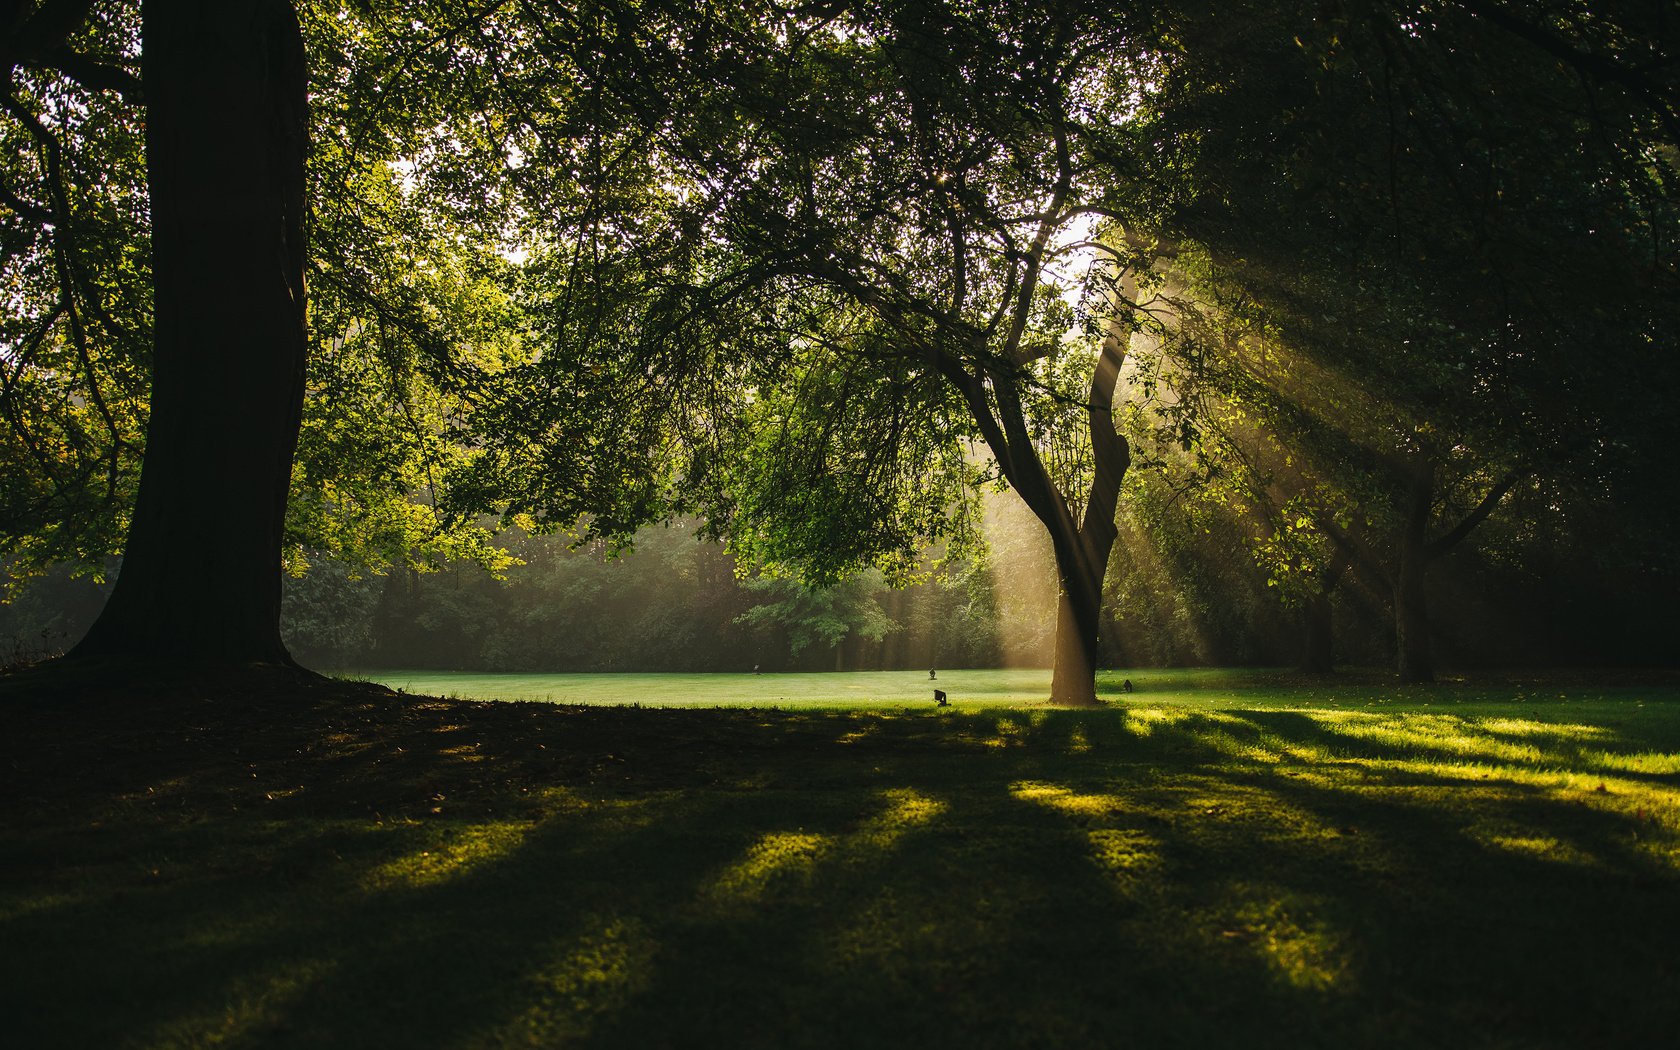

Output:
xmin=462 ymin=2 xmax=1182 ymax=704
xmin=1128 ymin=0 xmax=1679 ymax=681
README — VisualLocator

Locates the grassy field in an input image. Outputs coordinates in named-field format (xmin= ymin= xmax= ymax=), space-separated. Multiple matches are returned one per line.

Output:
xmin=359 ymin=667 xmax=1070 ymax=706
xmin=356 ymin=665 xmax=1667 ymax=709
xmin=4 ymin=668 xmax=1679 ymax=1047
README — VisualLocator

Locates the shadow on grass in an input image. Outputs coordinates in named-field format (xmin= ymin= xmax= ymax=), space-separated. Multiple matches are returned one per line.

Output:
xmin=2 ymin=685 xmax=1678 ymax=1048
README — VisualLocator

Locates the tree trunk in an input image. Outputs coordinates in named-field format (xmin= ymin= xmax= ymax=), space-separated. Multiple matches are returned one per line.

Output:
xmin=1298 ymin=545 xmax=1349 ymax=674
xmin=73 ymin=0 xmax=308 ymax=666
xmin=1298 ymin=592 xmax=1334 ymax=675
xmin=1048 ymin=534 xmax=1105 ymax=706
xmin=1395 ymin=557 xmax=1433 ymax=683
xmin=1395 ymin=459 xmax=1435 ymax=684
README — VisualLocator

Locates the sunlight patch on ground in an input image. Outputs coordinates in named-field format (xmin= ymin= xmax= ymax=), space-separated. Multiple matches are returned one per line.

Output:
xmin=1470 ymin=825 xmax=1597 ymax=868
xmin=971 ymin=716 xmax=1031 ymax=749
xmin=1582 ymin=750 xmax=1680 ymax=776
xmin=362 ymin=821 xmax=530 ymax=891
xmin=144 ymin=956 xmax=338 ymax=1048
xmin=1214 ymin=888 xmax=1356 ymax=993
xmin=702 ymin=789 xmax=947 ymax=911
xmin=437 ymin=742 xmax=486 ymax=762
xmin=1477 ymin=718 xmax=1609 ymax=740
xmin=1067 ymin=722 xmax=1093 ymax=753
xmin=497 ymin=914 xmax=658 ymax=1046
xmin=532 ymin=786 xmax=674 ymax=825
xmin=702 ymin=831 xmax=832 ymax=907
xmin=1311 ymin=711 xmax=1553 ymax=765
xmin=1333 ymin=754 xmax=1680 ymax=812
xmin=1010 ymin=780 xmax=1126 ymax=820
xmin=1190 ymin=723 xmax=1291 ymax=764
xmin=852 ymin=788 xmax=946 ymax=851
xmin=836 ymin=723 xmax=881 ymax=745
xmin=1085 ymin=828 xmax=1164 ymax=883
xmin=1123 ymin=705 xmax=1191 ymax=737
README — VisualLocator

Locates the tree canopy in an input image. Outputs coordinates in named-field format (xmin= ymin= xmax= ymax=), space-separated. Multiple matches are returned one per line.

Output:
xmin=1 ymin=0 xmax=1674 ymax=685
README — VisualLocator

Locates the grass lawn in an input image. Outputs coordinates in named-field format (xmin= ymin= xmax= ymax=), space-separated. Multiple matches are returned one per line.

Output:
xmin=3 ymin=668 xmax=1679 ymax=1047
xmin=357 ymin=667 xmax=1076 ymax=706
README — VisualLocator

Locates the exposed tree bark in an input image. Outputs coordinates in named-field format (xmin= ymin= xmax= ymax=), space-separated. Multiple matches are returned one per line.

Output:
xmin=73 ymin=0 xmax=308 ymax=666
xmin=1046 ymin=524 xmax=1112 ymax=707
xmin=1298 ymin=545 xmax=1349 ymax=675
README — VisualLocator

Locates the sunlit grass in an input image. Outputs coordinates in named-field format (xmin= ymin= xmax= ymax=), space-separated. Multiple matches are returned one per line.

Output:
xmin=5 ymin=672 xmax=1679 ymax=1047
xmin=363 ymin=820 xmax=532 ymax=891
xmin=498 ymin=915 xmax=659 ymax=1046
xmin=354 ymin=667 xmax=1070 ymax=706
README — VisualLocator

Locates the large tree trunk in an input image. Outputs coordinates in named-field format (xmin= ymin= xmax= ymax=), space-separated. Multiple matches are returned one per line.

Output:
xmin=1048 ymin=528 xmax=1108 ymax=706
xmin=1395 ymin=459 xmax=1435 ymax=684
xmin=73 ymin=0 xmax=308 ymax=666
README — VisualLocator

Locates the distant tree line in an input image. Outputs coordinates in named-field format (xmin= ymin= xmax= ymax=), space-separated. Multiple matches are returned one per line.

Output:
xmin=6 ymin=475 xmax=1670 ymax=674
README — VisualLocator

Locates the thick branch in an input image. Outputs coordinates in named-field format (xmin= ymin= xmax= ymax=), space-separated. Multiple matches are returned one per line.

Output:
xmin=1081 ymin=274 xmax=1132 ymax=537
xmin=1425 ymin=470 xmax=1523 ymax=560
xmin=21 ymin=47 xmax=142 ymax=101
xmin=1002 ymin=114 xmax=1072 ymax=364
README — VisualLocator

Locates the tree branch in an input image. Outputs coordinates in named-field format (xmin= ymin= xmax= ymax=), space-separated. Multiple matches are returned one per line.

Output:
xmin=1425 ymin=469 xmax=1524 ymax=560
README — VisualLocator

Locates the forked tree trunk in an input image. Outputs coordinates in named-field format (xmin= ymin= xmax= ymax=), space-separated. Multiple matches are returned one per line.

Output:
xmin=939 ymin=237 xmax=1138 ymax=707
xmin=1043 ymin=312 xmax=1128 ymax=707
xmin=73 ymin=0 xmax=308 ymax=666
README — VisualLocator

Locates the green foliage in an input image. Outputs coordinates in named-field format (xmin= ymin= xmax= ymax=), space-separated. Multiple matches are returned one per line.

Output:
xmin=276 ymin=522 xmax=1001 ymax=672
xmin=713 ymin=327 xmax=986 ymax=586
xmin=735 ymin=572 xmax=900 ymax=660
xmin=4 ymin=0 xmax=1675 ymax=673
xmin=1104 ymin=0 xmax=1680 ymax=651
xmin=0 ymin=2 xmax=147 ymax=578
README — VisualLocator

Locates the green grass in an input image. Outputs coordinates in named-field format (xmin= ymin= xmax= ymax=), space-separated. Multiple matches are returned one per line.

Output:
xmin=4 ymin=669 xmax=1679 ymax=1047
xmin=355 ymin=665 xmax=1661 ymax=709
xmin=360 ymin=666 xmax=1067 ymax=706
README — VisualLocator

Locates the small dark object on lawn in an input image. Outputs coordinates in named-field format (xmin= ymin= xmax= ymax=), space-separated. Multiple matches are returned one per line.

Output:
xmin=929 ymin=669 xmax=937 ymax=680
xmin=934 ymin=689 xmax=948 ymax=706
xmin=1122 ymin=679 xmax=1134 ymax=693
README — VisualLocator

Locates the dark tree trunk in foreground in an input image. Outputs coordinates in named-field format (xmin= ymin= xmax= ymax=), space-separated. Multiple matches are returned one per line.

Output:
xmin=73 ymin=0 xmax=308 ymax=666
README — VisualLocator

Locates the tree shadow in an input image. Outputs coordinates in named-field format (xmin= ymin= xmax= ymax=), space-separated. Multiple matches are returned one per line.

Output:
xmin=3 ymin=688 xmax=1678 ymax=1047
